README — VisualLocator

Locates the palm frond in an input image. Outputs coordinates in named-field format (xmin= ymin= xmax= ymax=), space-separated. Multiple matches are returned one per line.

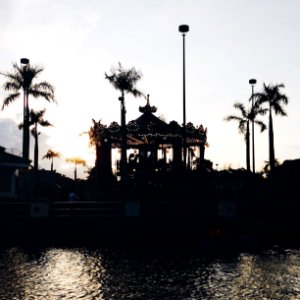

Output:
xmin=43 ymin=149 xmax=60 ymax=160
xmin=1 ymin=92 xmax=20 ymax=109
xmin=105 ymin=63 xmax=143 ymax=98
xmin=233 ymin=102 xmax=247 ymax=117
xmin=2 ymin=62 xmax=55 ymax=113
xmin=224 ymin=115 xmax=242 ymax=122
xmin=238 ymin=121 xmax=246 ymax=135
xmin=29 ymin=88 xmax=55 ymax=102
xmin=254 ymin=119 xmax=267 ymax=132
xmin=254 ymin=106 xmax=268 ymax=116
xmin=257 ymin=83 xmax=288 ymax=115
xmin=274 ymin=94 xmax=288 ymax=106
xmin=31 ymin=81 xmax=55 ymax=97
xmin=39 ymin=120 xmax=52 ymax=127
xmin=66 ymin=157 xmax=87 ymax=166
xmin=225 ymin=101 xmax=249 ymax=138
xmin=131 ymin=88 xmax=144 ymax=97
xmin=273 ymin=102 xmax=287 ymax=116
xmin=30 ymin=127 xmax=40 ymax=136
xmin=252 ymin=92 xmax=268 ymax=105
xmin=3 ymin=81 xmax=21 ymax=92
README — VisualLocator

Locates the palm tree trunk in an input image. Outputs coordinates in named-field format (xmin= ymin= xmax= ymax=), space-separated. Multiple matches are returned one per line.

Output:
xmin=74 ymin=163 xmax=77 ymax=181
xmin=269 ymin=103 xmax=275 ymax=174
xmin=51 ymin=157 xmax=54 ymax=172
xmin=246 ymin=120 xmax=250 ymax=172
xmin=23 ymin=88 xmax=30 ymax=161
xmin=34 ymin=134 xmax=39 ymax=170
xmin=34 ymin=127 xmax=39 ymax=170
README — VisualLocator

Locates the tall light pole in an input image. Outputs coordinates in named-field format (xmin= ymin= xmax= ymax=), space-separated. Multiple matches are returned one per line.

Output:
xmin=20 ymin=58 xmax=30 ymax=161
xmin=249 ymin=78 xmax=257 ymax=173
xmin=179 ymin=24 xmax=189 ymax=169
xmin=119 ymin=91 xmax=127 ymax=183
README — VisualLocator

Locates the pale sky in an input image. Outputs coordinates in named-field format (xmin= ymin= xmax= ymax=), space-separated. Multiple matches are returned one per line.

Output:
xmin=0 ymin=0 xmax=299 ymax=179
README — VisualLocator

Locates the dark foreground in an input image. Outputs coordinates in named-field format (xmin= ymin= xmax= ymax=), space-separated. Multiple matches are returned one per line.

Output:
xmin=1 ymin=198 xmax=300 ymax=252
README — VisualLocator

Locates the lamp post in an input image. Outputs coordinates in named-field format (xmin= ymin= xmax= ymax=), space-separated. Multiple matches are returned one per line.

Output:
xmin=20 ymin=58 xmax=30 ymax=161
xmin=249 ymin=78 xmax=257 ymax=173
xmin=119 ymin=91 xmax=127 ymax=182
xmin=179 ymin=24 xmax=189 ymax=169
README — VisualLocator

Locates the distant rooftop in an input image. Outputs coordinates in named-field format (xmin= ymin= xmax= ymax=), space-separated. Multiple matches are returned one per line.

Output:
xmin=0 ymin=145 xmax=29 ymax=167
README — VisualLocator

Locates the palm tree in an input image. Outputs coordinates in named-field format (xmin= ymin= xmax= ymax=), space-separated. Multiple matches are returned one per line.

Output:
xmin=66 ymin=157 xmax=87 ymax=181
xmin=19 ymin=109 xmax=52 ymax=169
xmin=248 ymin=99 xmax=268 ymax=173
xmin=43 ymin=149 xmax=61 ymax=172
xmin=1 ymin=61 xmax=55 ymax=161
xmin=30 ymin=109 xmax=52 ymax=170
xmin=262 ymin=159 xmax=280 ymax=178
xmin=252 ymin=83 xmax=288 ymax=174
xmin=105 ymin=62 xmax=143 ymax=181
xmin=224 ymin=102 xmax=266 ymax=172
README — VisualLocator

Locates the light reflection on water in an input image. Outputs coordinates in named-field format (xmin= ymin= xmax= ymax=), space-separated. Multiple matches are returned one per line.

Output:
xmin=0 ymin=246 xmax=300 ymax=299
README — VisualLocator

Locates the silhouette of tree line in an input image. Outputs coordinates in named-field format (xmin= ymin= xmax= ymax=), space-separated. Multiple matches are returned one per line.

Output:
xmin=0 ymin=60 xmax=291 ymax=183
xmin=0 ymin=61 xmax=86 ymax=178
xmin=225 ymin=83 xmax=289 ymax=176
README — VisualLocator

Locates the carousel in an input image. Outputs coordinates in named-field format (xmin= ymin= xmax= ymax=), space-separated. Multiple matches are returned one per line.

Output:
xmin=90 ymin=95 xmax=208 ymax=185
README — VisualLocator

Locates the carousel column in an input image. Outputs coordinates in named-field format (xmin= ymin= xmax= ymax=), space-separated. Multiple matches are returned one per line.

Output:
xmin=103 ymin=137 xmax=112 ymax=181
xmin=172 ymin=138 xmax=182 ymax=171
xmin=199 ymin=142 xmax=205 ymax=170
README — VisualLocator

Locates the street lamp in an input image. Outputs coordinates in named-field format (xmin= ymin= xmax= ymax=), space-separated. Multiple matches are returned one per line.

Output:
xmin=179 ymin=24 xmax=189 ymax=169
xmin=119 ymin=92 xmax=127 ymax=182
xmin=20 ymin=58 xmax=30 ymax=161
xmin=249 ymin=78 xmax=257 ymax=173
xmin=21 ymin=58 xmax=29 ymax=65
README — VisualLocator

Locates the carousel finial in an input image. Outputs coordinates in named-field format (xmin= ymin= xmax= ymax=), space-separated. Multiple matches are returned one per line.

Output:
xmin=139 ymin=93 xmax=157 ymax=113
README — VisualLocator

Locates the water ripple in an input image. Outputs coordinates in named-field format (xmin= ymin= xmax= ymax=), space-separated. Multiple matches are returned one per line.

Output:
xmin=0 ymin=246 xmax=300 ymax=299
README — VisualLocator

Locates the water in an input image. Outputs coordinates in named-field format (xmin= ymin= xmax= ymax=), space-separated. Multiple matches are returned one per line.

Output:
xmin=0 ymin=245 xmax=300 ymax=299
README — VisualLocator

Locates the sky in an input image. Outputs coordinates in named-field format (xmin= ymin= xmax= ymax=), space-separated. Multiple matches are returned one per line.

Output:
xmin=0 ymin=0 xmax=299 ymax=179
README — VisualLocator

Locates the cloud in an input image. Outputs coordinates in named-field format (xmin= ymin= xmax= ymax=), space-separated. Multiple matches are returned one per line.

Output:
xmin=0 ymin=118 xmax=22 ymax=154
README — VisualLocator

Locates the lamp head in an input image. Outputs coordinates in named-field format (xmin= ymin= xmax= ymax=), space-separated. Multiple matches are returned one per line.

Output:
xmin=20 ymin=58 xmax=29 ymax=65
xmin=179 ymin=24 xmax=189 ymax=33
xmin=249 ymin=79 xmax=257 ymax=85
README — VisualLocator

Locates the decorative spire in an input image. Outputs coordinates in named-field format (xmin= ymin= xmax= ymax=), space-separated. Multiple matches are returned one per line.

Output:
xmin=139 ymin=94 xmax=157 ymax=113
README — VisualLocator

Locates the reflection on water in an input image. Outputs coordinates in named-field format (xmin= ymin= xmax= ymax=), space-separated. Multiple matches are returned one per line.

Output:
xmin=0 ymin=248 xmax=104 ymax=299
xmin=0 ymin=246 xmax=300 ymax=299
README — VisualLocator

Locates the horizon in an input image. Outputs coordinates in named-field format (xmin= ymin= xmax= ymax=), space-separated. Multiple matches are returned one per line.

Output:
xmin=0 ymin=0 xmax=299 ymax=179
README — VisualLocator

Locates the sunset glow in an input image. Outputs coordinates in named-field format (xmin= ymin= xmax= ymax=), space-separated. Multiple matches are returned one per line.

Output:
xmin=0 ymin=0 xmax=299 ymax=179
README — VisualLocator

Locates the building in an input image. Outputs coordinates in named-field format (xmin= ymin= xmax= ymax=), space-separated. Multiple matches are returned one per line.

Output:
xmin=0 ymin=146 xmax=29 ymax=199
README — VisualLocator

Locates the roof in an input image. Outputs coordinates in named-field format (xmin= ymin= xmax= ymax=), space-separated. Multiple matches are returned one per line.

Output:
xmin=0 ymin=146 xmax=30 ymax=168
xmin=132 ymin=110 xmax=169 ymax=133
xmin=91 ymin=96 xmax=208 ymax=147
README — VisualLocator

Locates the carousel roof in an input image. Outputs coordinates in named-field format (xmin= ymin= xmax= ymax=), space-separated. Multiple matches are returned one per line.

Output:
xmin=128 ymin=95 xmax=169 ymax=135
xmin=90 ymin=95 xmax=207 ymax=147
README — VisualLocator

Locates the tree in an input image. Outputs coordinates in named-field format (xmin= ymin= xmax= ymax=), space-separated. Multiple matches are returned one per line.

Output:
xmin=262 ymin=159 xmax=280 ymax=178
xmin=224 ymin=102 xmax=266 ymax=172
xmin=252 ymin=83 xmax=288 ymax=174
xmin=66 ymin=157 xmax=87 ymax=181
xmin=22 ymin=109 xmax=52 ymax=170
xmin=1 ymin=61 xmax=55 ymax=161
xmin=248 ymin=99 xmax=268 ymax=172
xmin=19 ymin=109 xmax=53 ymax=168
xmin=43 ymin=149 xmax=61 ymax=172
xmin=105 ymin=63 xmax=143 ymax=181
